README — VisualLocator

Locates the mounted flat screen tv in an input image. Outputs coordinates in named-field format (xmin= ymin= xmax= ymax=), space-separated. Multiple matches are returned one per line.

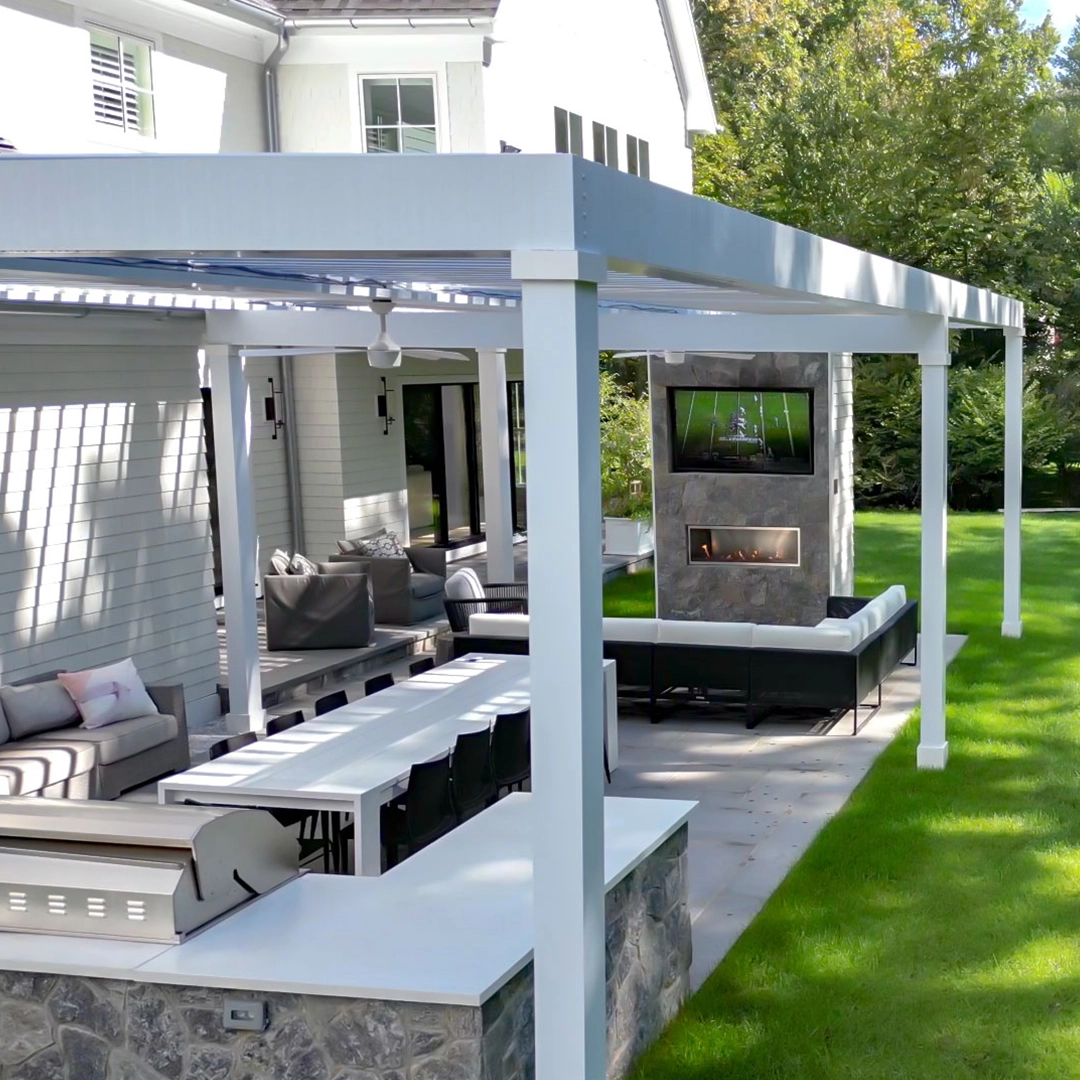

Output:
xmin=669 ymin=388 xmax=814 ymax=475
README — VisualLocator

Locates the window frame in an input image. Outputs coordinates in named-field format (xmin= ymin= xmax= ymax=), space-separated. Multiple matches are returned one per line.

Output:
xmin=358 ymin=74 xmax=440 ymax=155
xmin=84 ymin=19 xmax=158 ymax=144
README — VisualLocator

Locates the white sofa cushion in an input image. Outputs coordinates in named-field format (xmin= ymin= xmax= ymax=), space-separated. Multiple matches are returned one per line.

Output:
xmin=603 ymin=618 xmax=660 ymax=644
xmin=880 ymin=584 xmax=907 ymax=617
xmin=752 ymin=623 xmax=857 ymax=652
xmin=469 ymin=613 xmax=530 ymax=638
xmin=445 ymin=568 xmax=485 ymax=601
xmin=815 ymin=617 xmax=863 ymax=649
xmin=657 ymin=620 xmax=754 ymax=647
xmin=860 ymin=594 xmax=896 ymax=633
xmin=57 ymin=658 xmax=159 ymax=731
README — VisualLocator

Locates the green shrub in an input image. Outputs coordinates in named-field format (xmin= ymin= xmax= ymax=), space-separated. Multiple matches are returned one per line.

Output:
xmin=600 ymin=370 xmax=652 ymax=517
xmin=854 ymin=357 xmax=1066 ymax=510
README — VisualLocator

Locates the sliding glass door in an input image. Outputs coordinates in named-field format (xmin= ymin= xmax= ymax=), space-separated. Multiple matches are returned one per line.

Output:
xmin=403 ymin=379 xmax=525 ymax=547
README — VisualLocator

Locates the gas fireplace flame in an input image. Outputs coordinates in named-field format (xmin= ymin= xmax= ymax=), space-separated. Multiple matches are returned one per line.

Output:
xmin=689 ymin=527 xmax=800 ymax=566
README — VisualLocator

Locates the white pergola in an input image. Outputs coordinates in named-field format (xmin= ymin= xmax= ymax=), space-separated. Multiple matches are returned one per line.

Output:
xmin=0 ymin=152 xmax=1024 ymax=1080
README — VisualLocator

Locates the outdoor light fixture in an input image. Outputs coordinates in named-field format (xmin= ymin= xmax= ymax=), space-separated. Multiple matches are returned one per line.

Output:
xmin=264 ymin=377 xmax=285 ymax=440
xmin=377 ymin=377 xmax=396 ymax=436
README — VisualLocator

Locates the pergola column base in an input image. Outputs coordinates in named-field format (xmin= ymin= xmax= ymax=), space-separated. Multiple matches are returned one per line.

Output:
xmin=225 ymin=710 xmax=266 ymax=735
xmin=1001 ymin=620 xmax=1023 ymax=639
xmin=917 ymin=742 xmax=949 ymax=770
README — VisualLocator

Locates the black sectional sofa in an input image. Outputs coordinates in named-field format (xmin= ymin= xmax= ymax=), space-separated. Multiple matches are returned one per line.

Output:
xmin=451 ymin=587 xmax=918 ymax=733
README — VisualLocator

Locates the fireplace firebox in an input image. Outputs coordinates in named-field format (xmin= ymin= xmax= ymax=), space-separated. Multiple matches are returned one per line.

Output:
xmin=688 ymin=526 xmax=800 ymax=567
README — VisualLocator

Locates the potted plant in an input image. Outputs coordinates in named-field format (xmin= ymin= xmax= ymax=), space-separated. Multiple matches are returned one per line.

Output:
xmin=600 ymin=371 xmax=654 ymax=556
xmin=603 ymin=487 xmax=655 ymax=556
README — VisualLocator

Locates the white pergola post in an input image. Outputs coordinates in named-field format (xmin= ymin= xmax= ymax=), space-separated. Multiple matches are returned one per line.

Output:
xmin=515 ymin=250 xmax=606 ymax=1080
xmin=477 ymin=348 xmax=516 ymax=582
xmin=918 ymin=331 xmax=950 ymax=769
xmin=206 ymin=344 xmax=265 ymax=734
xmin=1002 ymin=327 xmax=1024 ymax=638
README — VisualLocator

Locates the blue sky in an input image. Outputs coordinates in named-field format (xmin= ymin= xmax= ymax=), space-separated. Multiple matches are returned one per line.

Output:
xmin=1021 ymin=0 xmax=1079 ymax=35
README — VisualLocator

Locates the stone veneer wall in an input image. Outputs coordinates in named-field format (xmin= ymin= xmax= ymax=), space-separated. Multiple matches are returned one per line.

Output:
xmin=0 ymin=829 xmax=689 ymax=1080
xmin=651 ymin=352 xmax=854 ymax=626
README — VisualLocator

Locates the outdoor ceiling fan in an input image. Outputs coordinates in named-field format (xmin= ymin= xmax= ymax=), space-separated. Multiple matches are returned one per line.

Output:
xmin=612 ymin=350 xmax=756 ymax=365
xmin=365 ymin=297 xmax=472 ymax=368
xmin=237 ymin=298 xmax=471 ymax=368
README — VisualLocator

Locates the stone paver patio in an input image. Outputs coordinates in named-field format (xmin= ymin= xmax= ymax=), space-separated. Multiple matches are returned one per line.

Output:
xmin=608 ymin=634 xmax=965 ymax=988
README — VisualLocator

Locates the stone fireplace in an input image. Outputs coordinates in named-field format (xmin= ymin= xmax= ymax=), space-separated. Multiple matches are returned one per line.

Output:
xmin=651 ymin=352 xmax=854 ymax=626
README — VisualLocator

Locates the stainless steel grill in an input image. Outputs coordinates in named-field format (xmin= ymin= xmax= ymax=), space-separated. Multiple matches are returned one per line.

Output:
xmin=0 ymin=798 xmax=299 ymax=943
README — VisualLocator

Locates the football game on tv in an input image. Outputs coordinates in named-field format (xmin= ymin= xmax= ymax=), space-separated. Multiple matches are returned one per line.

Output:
xmin=669 ymin=388 xmax=813 ymax=475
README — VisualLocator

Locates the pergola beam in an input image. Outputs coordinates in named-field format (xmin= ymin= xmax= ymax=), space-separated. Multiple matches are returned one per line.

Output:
xmin=206 ymin=309 xmax=954 ymax=354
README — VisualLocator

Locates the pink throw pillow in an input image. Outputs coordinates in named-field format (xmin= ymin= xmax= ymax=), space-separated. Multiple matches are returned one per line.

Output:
xmin=57 ymin=658 xmax=159 ymax=730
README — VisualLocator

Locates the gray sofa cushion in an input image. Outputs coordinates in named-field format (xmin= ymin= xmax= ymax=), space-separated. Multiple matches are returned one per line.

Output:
xmin=35 ymin=712 xmax=178 ymax=766
xmin=0 ymin=697 xmax=9 ymax=745
xmin=410 ymin=572 xmax=445 ymax=601
xmin=0 ymin=680 xmax=79 ymax=739
xmin=0 ymin=740 xmax=97 ymax=796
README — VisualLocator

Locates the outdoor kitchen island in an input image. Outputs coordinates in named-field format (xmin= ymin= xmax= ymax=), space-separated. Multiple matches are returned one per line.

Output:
xmin=0 ymin=794 xmax=693 ymax=1080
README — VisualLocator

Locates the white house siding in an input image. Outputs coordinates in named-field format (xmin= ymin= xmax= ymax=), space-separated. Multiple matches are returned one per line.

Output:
xmin=291 ymin=353 xmax=349 ymax=558
xmin=485 ymin=0 xmax=692 ymax=191
xmin=276 ymin=29 xmax=486 ymax=153
xmin=829 ymin=352 xmax=855 ymax=595
xmin=0 ymin=0 xmax=269 ymax=154
xmin=242 ymin=355 xmax=293 ymax=572
xmin=0 ymin=313 xmax=220 ymax=726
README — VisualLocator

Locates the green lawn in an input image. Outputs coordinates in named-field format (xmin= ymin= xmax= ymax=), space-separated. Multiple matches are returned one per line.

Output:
xmin=610 ymin=511 xmax=1080 ymax=1080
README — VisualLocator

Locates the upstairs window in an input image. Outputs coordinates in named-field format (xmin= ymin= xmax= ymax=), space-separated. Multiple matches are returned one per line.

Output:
xmin=626 ymin=135 xmax=650 ymax=179
xmin=90 ymin=27 xmax=155 ymax=138
xmin=554 ymin=107 xmax=583 ymax=156
xmin=362 ymin=77 xmax=437 ymax=153
xmin=592 ymin=121 xmax=619 ymax=169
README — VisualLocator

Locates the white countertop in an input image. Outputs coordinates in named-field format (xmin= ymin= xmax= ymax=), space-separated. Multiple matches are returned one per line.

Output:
xmin=0 ymin=795 xmax=693 ymax=1006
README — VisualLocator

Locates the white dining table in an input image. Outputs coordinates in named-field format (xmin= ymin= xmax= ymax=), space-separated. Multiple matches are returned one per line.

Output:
xmin=159 ymin=654 xmax=618 ymax=876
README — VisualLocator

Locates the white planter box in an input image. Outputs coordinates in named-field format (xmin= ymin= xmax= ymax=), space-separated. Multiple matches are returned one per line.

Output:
xmin=604 ymin=517 xmax=654 ymax=557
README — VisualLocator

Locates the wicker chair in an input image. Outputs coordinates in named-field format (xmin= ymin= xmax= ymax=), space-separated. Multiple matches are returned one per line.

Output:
xmin=443 ymin=571 xmax=529 ymax=633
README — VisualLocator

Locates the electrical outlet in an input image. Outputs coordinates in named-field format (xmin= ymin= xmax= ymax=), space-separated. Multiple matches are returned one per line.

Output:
xmin=223 ymin=999 xmax=268 ymax=1032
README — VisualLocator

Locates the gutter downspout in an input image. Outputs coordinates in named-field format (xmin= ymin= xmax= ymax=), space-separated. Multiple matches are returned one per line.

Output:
xmin=263 ymin=26 xmax=306 ymax=551
xmin=264 ymin=24 xmax=289 ymax=153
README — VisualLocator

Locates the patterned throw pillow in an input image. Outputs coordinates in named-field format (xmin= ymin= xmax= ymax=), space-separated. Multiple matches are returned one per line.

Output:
xmin=289 ymin=553 xmax=318 ymax=576
xmin=268 ymin=549 xmax=292 ymax=576
xmin=57 ymin=658 xmax=159 ymax=730
xmin=357 ymin=531 xmax=406 ymax=559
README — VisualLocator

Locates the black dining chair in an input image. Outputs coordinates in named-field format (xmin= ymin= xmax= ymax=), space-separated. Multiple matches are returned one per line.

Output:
xmin=209 ymin=722 xmax=335 ymax=871
xmin=409 ymin=657 xmax=436 ymax=677
xmin=450 ymin=729 xmax=496 ymax=823
xmin=315 ymin=690 xmax=348 ymax=716
xmin=208 ymin=731 xmax=257 ymax=761
xmin=265 ymin=710 xmax=304 ymax=736
xmin=491 ymin=708 xmax=530 ymax=796
xmin=381 ymin=754 xmax=456 ymax=869
xmin=365 ymin=672 xmax=395 ymax=696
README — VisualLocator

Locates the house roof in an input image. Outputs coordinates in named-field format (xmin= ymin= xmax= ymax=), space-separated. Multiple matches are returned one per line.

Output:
xmin=266 ymin=0 xmax=499 ymax=17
